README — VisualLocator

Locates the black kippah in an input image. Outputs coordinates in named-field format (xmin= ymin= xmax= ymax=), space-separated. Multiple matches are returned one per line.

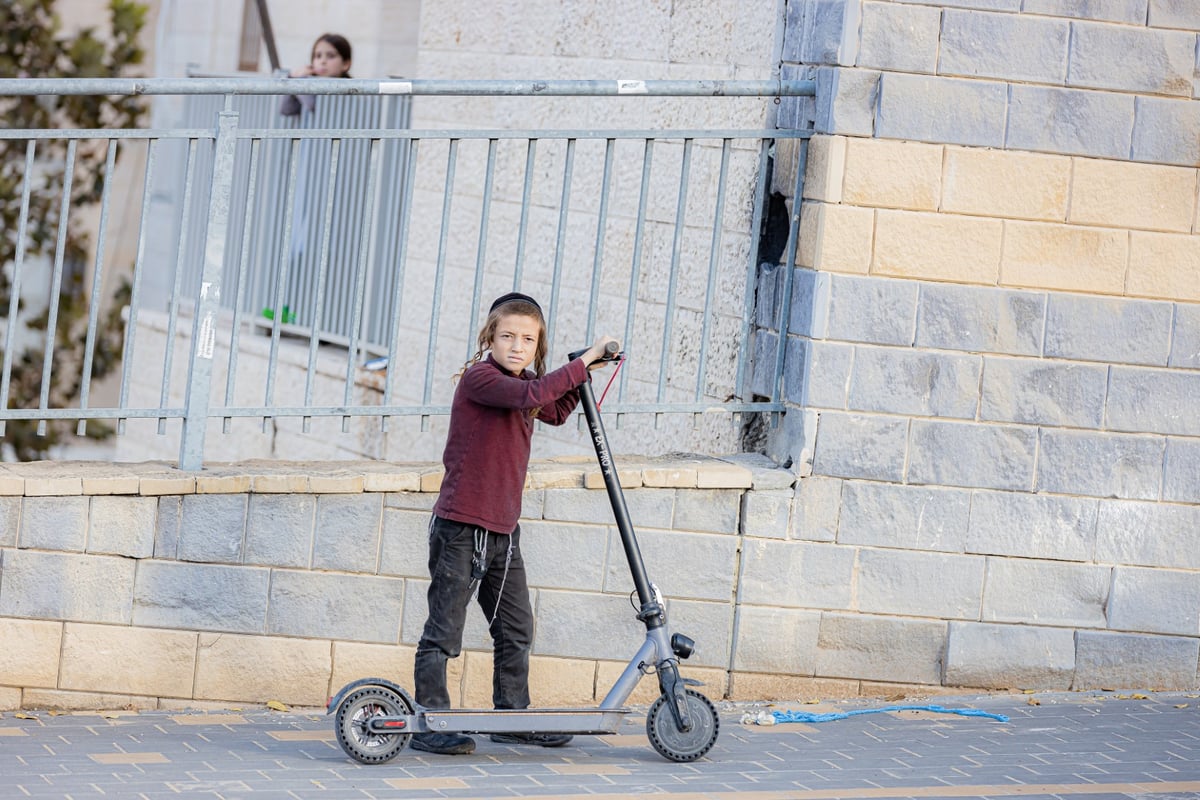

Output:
xmin=489 ymin=292 xmax=542 ymax=314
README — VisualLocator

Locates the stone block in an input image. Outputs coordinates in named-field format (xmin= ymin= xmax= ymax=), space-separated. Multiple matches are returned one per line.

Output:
xmin=727 ymin=673 xmax=859 ymax=702
xmin=732 ymin=605 xmax=820 ymax=674
xmin=696 ymin=461 xmax=753 ymax=489
xmin=659 ymin=599 xmax=733 ymax=669
xmin=940 ymin=9 xmax=1068 ymax=84
xmin=87 ymin=496 xmax=156 ymax=558
xmin=244 ymin=494 xmax=315 ymax=568
xmin=803 ymin=134 xmax=845 ymax=202
xmin=787 ymin=339 xmax=853 ymax=410
xmin=139 ymin=475 xmax=195 ymax=496
xmin=0 ymin=618 xmax=62 ymax=687
xmin=916 ymin=283 xmax=1045 ymax=357
xmin=980 ymin=359 xmax=1108 ymax=428
xmin=0 ymin=498 xmax=17 ymax=546
xmin=1007 ymin=86 xmax=1134 ymax=160
xmin=791 ymin=475 xmax=842 ymax=542
xmin=815 ymin=613 xmax=946 ymax=685
xmin=60 ymin=624 xmax=197 ymax=698
xmin=1045 ymin=293 xmax=1174 ymax=366
xmin=329 ymin=641 xmax=416 ymax=696
xmin=1070 ymin=159 xmax=1196 ymax=233
xmin=133 ymin=561 xmax=270 ymax=633
xmin=194 ymin=633 xmax=331 ymax=706
xmin=739 ymin=540 xmax=855 ymax=610
xmin=876 ymin=73 xmax=1008 ymax=147
xmin=81 ymin=475 xmax=138 ymax=495
xmin=532 ymin=590 xmax=652 ymax=662
xmin=944 ymin=622 xmax=1076 ymax=690
xmin=1164 ymin=437 xmax=1200 ymax=503
xmin=1127 ymin=231 xmax=1200 ymax=303
xmin=857 ymin=549 xmax=985 ymax=619
xmin=251 ymin=474 xmax=308 ymax=493
xmin=641 ymin=466 xmax=696 ymax=488
xmin=1038 ymin=430 xmax=1165 ymax=500
xmin=848 ymin=347 xmax=981 ymax=419
xmin=1068 ymin=22 xmax=1196 ymax=96
xmin=740 ymin=488 xmax=791 ymax=539
xmin=797 ymin=201 xmax=874 ymax=273
xmin=196 ymin=474 xmax=251 ymax=494
xmin=379 ymin=507 xmax=433 ymax=579
xmin=942 ymin=147 xmax=1070 ymax=222
xmin=23 ymin=476 xmax=82 ymax=496
xmin=267 ymin=570 xmax=403 ymax=643
xmin=1171 ymin=303 xmax=1200 ymax=369
xmin=838 ymin=482 xmax=971 ymax=553
xmin=908 ymin=420 xmax=1037 ymax=491
xmin=542 ymin=487 xmax=674 ymax=529
xmin=384 ymin=491 xmax=438 ymax=511
xmin=1022 ymin=0 xmax=1145 ymax=24
xmin=0 ymin=475 xmax=21 ymax=496
xmin=1133 ymin=96 xmax=1200 ymax=167
xmin=0 ymin=687 xmax=19 ymax=710
xmin=312 ymin=494 xmax=384 ymax=573
xmin=844 ymin=138 xmax=941 ymax=211
xmin=0 ymin=551 xmax=134 ymax=624
xmin=1107 ymin=366 xmax=1200 ymax=436
xmin=18 ymin=496 xmax=87 ymax=552
xmin=1149 ymin=0 xmax=1200 ymax=30
xmin=523 ymin=519 xmax=608 ymax=591
xmin=721 ymin=454 xmax=796 ymax=490
xmin=22 ymin=689 xmax=156 ymax=711
xmin=178 ymin=494 xmax=248 ymax=564
xmin=796 ymin=0 xmax=862 ymax=66
xmin=1109 ymin=566 xmax=1200 ymax=636
xmin=1095 ymin=500 xmax=1200 ymax=569
xmin=1000 ymin=221 xmax=1128 ymax=294
xmin=154 ymin=496 xmax=181 ymax=559
xmin=812 ymin=412 xmax=908 ymax=482
xmin=363 ymin=471 xmax=421 ymax=493
xmin=605 ymin=527 xmax=736 ymax=603
xmin=982 ymin=559 xmax=1110 ymax=627
xmin=672 ymin=488 xmax=740 ymax=534
xmin=1074 ymin=630 xmax=1200 ymax=691
xmin=967 ymin=491 xmax=1099 ymax=561
xmin=790 ymin=266 xmax=832 ymax=339
xmin=858 ymin=1 xmax=940 ymax=73
xmin=825 ymin=273 xmax=919 ymax=346
xmin=873 ymin=209 xmax=1003 ymax=284
xmin=814 ymin=66 xmax=881 ymax=137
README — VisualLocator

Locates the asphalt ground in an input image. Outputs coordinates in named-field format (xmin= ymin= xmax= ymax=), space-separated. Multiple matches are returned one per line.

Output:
xmin=3 ymin=690 xmax=1198 ymax=799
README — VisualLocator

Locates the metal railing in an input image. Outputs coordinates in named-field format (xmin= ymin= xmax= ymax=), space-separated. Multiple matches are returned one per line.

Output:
xmin=0 ymin=77 xmax=814 ymax=469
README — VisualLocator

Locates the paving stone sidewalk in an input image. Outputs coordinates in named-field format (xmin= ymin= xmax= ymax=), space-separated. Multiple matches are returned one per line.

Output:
xmin=3 ymin=691 xmax=1198 ymax=799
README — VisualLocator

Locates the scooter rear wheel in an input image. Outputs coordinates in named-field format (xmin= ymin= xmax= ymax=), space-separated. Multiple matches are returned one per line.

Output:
xmin=334 ymin=685 xmax=414 ymax=764
xmin=646 ymin=688 xmax=720 ymax=762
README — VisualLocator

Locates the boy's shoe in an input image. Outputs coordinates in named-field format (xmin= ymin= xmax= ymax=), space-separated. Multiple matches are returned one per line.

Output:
xmin=489 ymin=732 xmax=573 ymax=747
xmin=409 ymin=732 xmax=476 ymax=755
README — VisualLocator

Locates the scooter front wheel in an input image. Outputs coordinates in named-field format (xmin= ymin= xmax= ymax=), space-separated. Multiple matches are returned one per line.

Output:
xmin=646 ymin=688 xmax=720 ymax=762
xmin=334 ymin=685 xmax=414 ymax=764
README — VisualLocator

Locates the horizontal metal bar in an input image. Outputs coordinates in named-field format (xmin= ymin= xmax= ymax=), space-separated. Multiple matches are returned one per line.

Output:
xmin=0 ymin=77 xmax=816 ymax=98
xmin=237 ymin=127 xmax=813 ymax=140
xmin=0 ymin=408 xmax=186 ymax=420
xmin=0 ymin=129 xmax=214 ymax=140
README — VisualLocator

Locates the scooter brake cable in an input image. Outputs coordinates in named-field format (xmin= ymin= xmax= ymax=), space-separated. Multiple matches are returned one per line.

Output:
xmin=596 ymin=355 xmax=625 ymax=409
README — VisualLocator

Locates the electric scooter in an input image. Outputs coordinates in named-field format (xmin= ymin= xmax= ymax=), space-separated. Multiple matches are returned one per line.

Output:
xmin=326 ymin=342 xmax=720 ymax=763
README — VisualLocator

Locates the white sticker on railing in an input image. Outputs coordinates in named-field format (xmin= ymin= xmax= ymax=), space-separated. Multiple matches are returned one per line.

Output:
xmin=617 ymin=80 xmax=648 ymax=94
xmin=198 ymin=312 xmax=215 ymax=360
xmin=379 ymin=81 xmax=413 ymax=95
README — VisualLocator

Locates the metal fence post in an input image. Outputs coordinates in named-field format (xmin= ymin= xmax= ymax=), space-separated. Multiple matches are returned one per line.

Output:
xmin=178 ymin=103 xmax=238 ymax=470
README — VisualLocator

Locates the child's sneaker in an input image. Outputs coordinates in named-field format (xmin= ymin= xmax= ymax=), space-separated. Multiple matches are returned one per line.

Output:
xmin=489 ymin=732 xmax=573 ymax=747
xmin=410 ymin=732 xmax=476 ymax=755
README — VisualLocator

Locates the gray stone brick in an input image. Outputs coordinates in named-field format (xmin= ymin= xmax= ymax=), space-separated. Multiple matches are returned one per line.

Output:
xmin=732 ymin=605 xmax=820 ymax=674
xmin=1109 ymin=566 xmax=1200 ymax=636
xmin=524 ymin=520 xmax=608 ymax=591
xmin=786 ymin=339 xmax=852 ymax=409
xmin=312 ymin=494 xmax=383 ymax=573
xmin=521 ymin=488 xmax=544 ymax=521
xmin=1133 ymin=96 xmax=1200 ymax=166
xmin=0 ymin=497 xmax=17 ymax=546
xmin=543 ymin=487 xmax=675 ymax=530
xmin=908 ymin=420 xmax=1037 ymax=491
xmin=789 ymin=267 xmax=832 ymax=338
xmin=859 ymin=1 xmax=940 ymax=73
xmin=791 ymin=475 xmax=842 ymax=542
xmin=794 ymin=0 xmax=862 ymax=66
xmin=656 ymin=599 xmax=732 ymax=669
xmin=838 ymin=482 xmax=971 ymax=553
xmin=826 ymin=274 xmax=919 ymax=347
xmin=532 ymin=590 xmax=652 ymax=662
xmin=815 ymin=613 xmax=946 ymax=685
xmin=940 ymin=9 xmax=1069 ymax=84
xmin=19 ymin=497 xmax=87 ymax=552
xmin=892 ymin=0 xmax=1020 ymax=9
xmin=133 ymin=561 xmax=269 ymax=633
xmin=1007 ymin=85 xmax=1134 ymax=159
xmin=740 ymin=539 xmax=855 ymax=610
xmin=1164 ymin=437 xmax=1200 ymax=503
xmin=857 ymin=549 xmax=985 ymax=619
xmin=877 ymin=73 xmax=1008 ymax=148
xmin=1037 ymin=430 xmax=1165 ymax=500
xmin=749 ymin=328 xmax=779 ymax=398
xmin=916 ymin=283 xmax=1045 ymax=357
xmin=154 ymin=496 xmax=181 ymax=559
xmin=267 ymin=570 xmax=403 ymax=643
xmin=1149 ymin=0 xmax=1200 ymax=30
xmin=1074 ymin=630 xmax=1200 ymax=690
xmin=812 ymin=411 xmax=908 ymax=482
xmin=815 ymin=66 xmax=881 ymax=137
xmin=1022 ymin=0 xmax=1146 ymax=24
xmin=379 ymin=508 xmax=432 ymax=579
xmin=982 ymin=559 xmax=1110 ymax=628
xmin=1045 ymin=294 xmax=1173 ymax=367
xmin=1068 ymin=21 xmax=1196 ymax=96
xmin=245 ymin=494 xmax=315 ymax=568
xmin=945 ymin=622 xmax=1076 ymax=690
xmin=672 ymin=489 xmax=741 ymax=534
xmin=383 ymin=491 xmax=437 ymax=512
xmin=1096 ymin=500 xmax=1200 ymax=569
xmin=722 ymin=453 xmax=796 ymax=490
xmin=604 ymin=528 xmax=736 ymax=602
xmin=88 ymin=496 xmax=156 ymax=558
xmin=980 ymin=358 xmax=1107 ymax=428
xmin=740 ymin=488 xmax=792 ymax=539
xmin=1107 ymin=366 xmax=1200 ymax=436
xmin=967 ymin=491 xmax=1099 ymax=561
xmin=1169 ymin=301 xmax=1200 ymax=369
xmin=178 ymin=494 xmax=248 ymax=564
xmin=848 ymin=347 xmax=981 ymax=419
xmin=0 ymin=550 xmax=134 ymax=624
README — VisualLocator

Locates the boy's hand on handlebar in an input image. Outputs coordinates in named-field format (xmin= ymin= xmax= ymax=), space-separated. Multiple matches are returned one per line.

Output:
xmin=584 ymin=336 xmax=620 ymax=369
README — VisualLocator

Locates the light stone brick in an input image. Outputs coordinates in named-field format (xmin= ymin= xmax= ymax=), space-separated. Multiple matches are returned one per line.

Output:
xmin=525 ymin=519 xmax=609 ymax=591
xmin=739 ymin=539 xmax=855 ymax=610
xmin=329 ymin=642 xmax=416 ymax=697
xmin=0 ymin=619 xmax=62 ymax=687
xmin=982 ymin=559 xmax=1110 ymax=628
xmin=873 ymin=210 xmax=1002 ymax=284
xmin=695 ymin=461 xmax=753 ymax=489
xmin=1095 ymin=500 xmax=1200 ymax=570
xmin=857 ymin=549 xmax=985 ymax=619
xmin=194 ymin=633 xmax=331 ymax=706
xmin=815 ymin=613 xmax=946 ymax=685
xmin=60 ymin=624 xmax=197 ymax=698
xmin=908 ymin=420 xmax=1037 ymax=492
xmin=268 ymin=570 xmax=404 ymax=643
xmin=526 ymin=469 xmax=583 ymax=490
xmin=1007 ymin=85 xmax=1135 ymax=160
xmin=944 ymin=622 xmax=1075 ymax=690
xmin=384 ymin=491 xmax=438 ymax=511
xmin=19 ymin=496 xmax=88 ymax=552
xmin=843 ymin=138 xmax=942 ymax=211
xmin=791 ymin=475 xmax=842 ymax=542
xmin=1045 ymin=293 xmax=1174 ymax=367
xmin=21 ymin=689 xmax=158 ymax=711
xmin=0 ymin=496 xmax=17 ymax=546
xmin=966 ymin=491 xmax=1098 ymax=561
xmin=154 ymin=496 xmax=181 ymax=559
xmin=139 ymin=476 xmax=195 ymax=496
xmin=847 ymin=347 xmax=981 ymax=419
xmin=942 ymin=148 xmax=1069 ymax=221
xmin=542 ymin=487 xmax=675 ymax=529
xmin=307 ymin=475 xmax=365 ymax=494
xmin=825 ymin=273 xmax=919 ymax=346
xmin=251 ymin=475 xmax=308 ymax=494
xmin=379 ymin=507 xmax=432 ymax=579
xmin=939 ymin=9 xmax=1068 ymax=84
xmin=1171 ymin=303 xmax=1200 ymax=370
xmin=583 ymin=468 xmax=642 ymax=489
xmin=642 ymin=466 xmax=697 ymax=488
xmin=876 ymin=73 xmax=1008 ymax=148
xmin=838 ymin=482 xmax=970 ymax=553
xmin=133 ymin=561 xmax=270 ymax=633
xmin=532 ymin=590 xmax=654 ymax=662
xmin=1068 ymin=21 xmax=1196 ymax=97
xmin=1070 ymin=159 xmax=1196 ymax=233
xmin=195 ymin=474 xmax=252 ymax=494
xmin=245 ymin=494 xmax=315 ymax=568
xmin=858 ymin=0 xmax=941 ymax=73
xmin=732 ymin=605 xmax=820 ymax=674
xmin=604 ymin=527 xmax=736 ymax=603
xmin=1074 ymin=630 xmax=1200 ymax=691
xmin=1109 ymin=566 xmax=1200 ymax=636
xmin=740 ymin=489 xmax=791 ymax=539
xmin=0 ymin=687 xmax=19 ymax=710
xmin=469 ymin=654 xmax=595 ymax=707
xmin=87 ymin=496 xmax=157 ymax=558
xmin=813 ymin=411 xmax=908 ymax=483
xmin=979 ymin=358 xmax=1107 ymax=428
xmin=1037 ymin=430 xmax=1164 ymax=500
xmin=1127 ymin=231 xmax=1200 ymax=302
xmin=727 ymin=673 xmax=859 ymax=702
xmin=420 ymin=471 xmax=443 ymax=492
xmin=363 ymin=471 xmax=421 ymax=492
xmin=1000 ymin=221 xmax=1127 ymax=294
xmin=797 ymin=201 xmax=874 ymax=273
xmin=0 ymin=476 xmax=23 ymax=496
xmin=672 ymin=488 xmax=740 ymax=534
xmin=81 ymin=476 xmax=139 ymax=495
xmin=0 ymin=551 xmax=134 ymax=624
xmin=1023 ymin=0 xmax=1145 ymax=24
xmin=312 ymin=494 xmax=383 ymax=573
xmin=178 ymin=494 xmax=248 ymax=564
xmin=23 ymin=477 xmax=83 ymax=496
xmin=1107 ymin=366 xmax=1200 ymax=437
xmin=802 ymin=135 xmax=846 ymax=203
xmin=1164 ymin=437 xmax=1200 ymax=503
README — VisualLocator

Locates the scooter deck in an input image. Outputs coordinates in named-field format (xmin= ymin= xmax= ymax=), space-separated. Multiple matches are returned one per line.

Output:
xmin=375 ymin=707 xmax=632 ymax=736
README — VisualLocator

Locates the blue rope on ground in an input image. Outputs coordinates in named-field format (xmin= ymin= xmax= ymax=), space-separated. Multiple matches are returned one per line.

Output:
xmin=772 ymin=704 xmax=1010 ymax=724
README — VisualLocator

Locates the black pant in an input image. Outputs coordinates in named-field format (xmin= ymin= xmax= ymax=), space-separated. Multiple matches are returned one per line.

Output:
xmin=413 ymin=515 xmax=534 ymax=710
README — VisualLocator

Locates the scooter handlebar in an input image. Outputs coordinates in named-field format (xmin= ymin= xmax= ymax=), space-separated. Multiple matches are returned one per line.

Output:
xmin=567 ymin=340 xmax=622 ymax=363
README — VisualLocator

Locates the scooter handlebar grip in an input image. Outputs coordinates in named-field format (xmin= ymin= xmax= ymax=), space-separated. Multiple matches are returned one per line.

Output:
xmin=567 ymin=341 xmax=622 ymax=362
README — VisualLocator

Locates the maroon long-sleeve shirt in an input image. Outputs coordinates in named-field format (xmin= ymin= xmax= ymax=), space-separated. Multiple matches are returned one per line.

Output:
xmin=433 ymin=354 xmax=590 ymax=534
